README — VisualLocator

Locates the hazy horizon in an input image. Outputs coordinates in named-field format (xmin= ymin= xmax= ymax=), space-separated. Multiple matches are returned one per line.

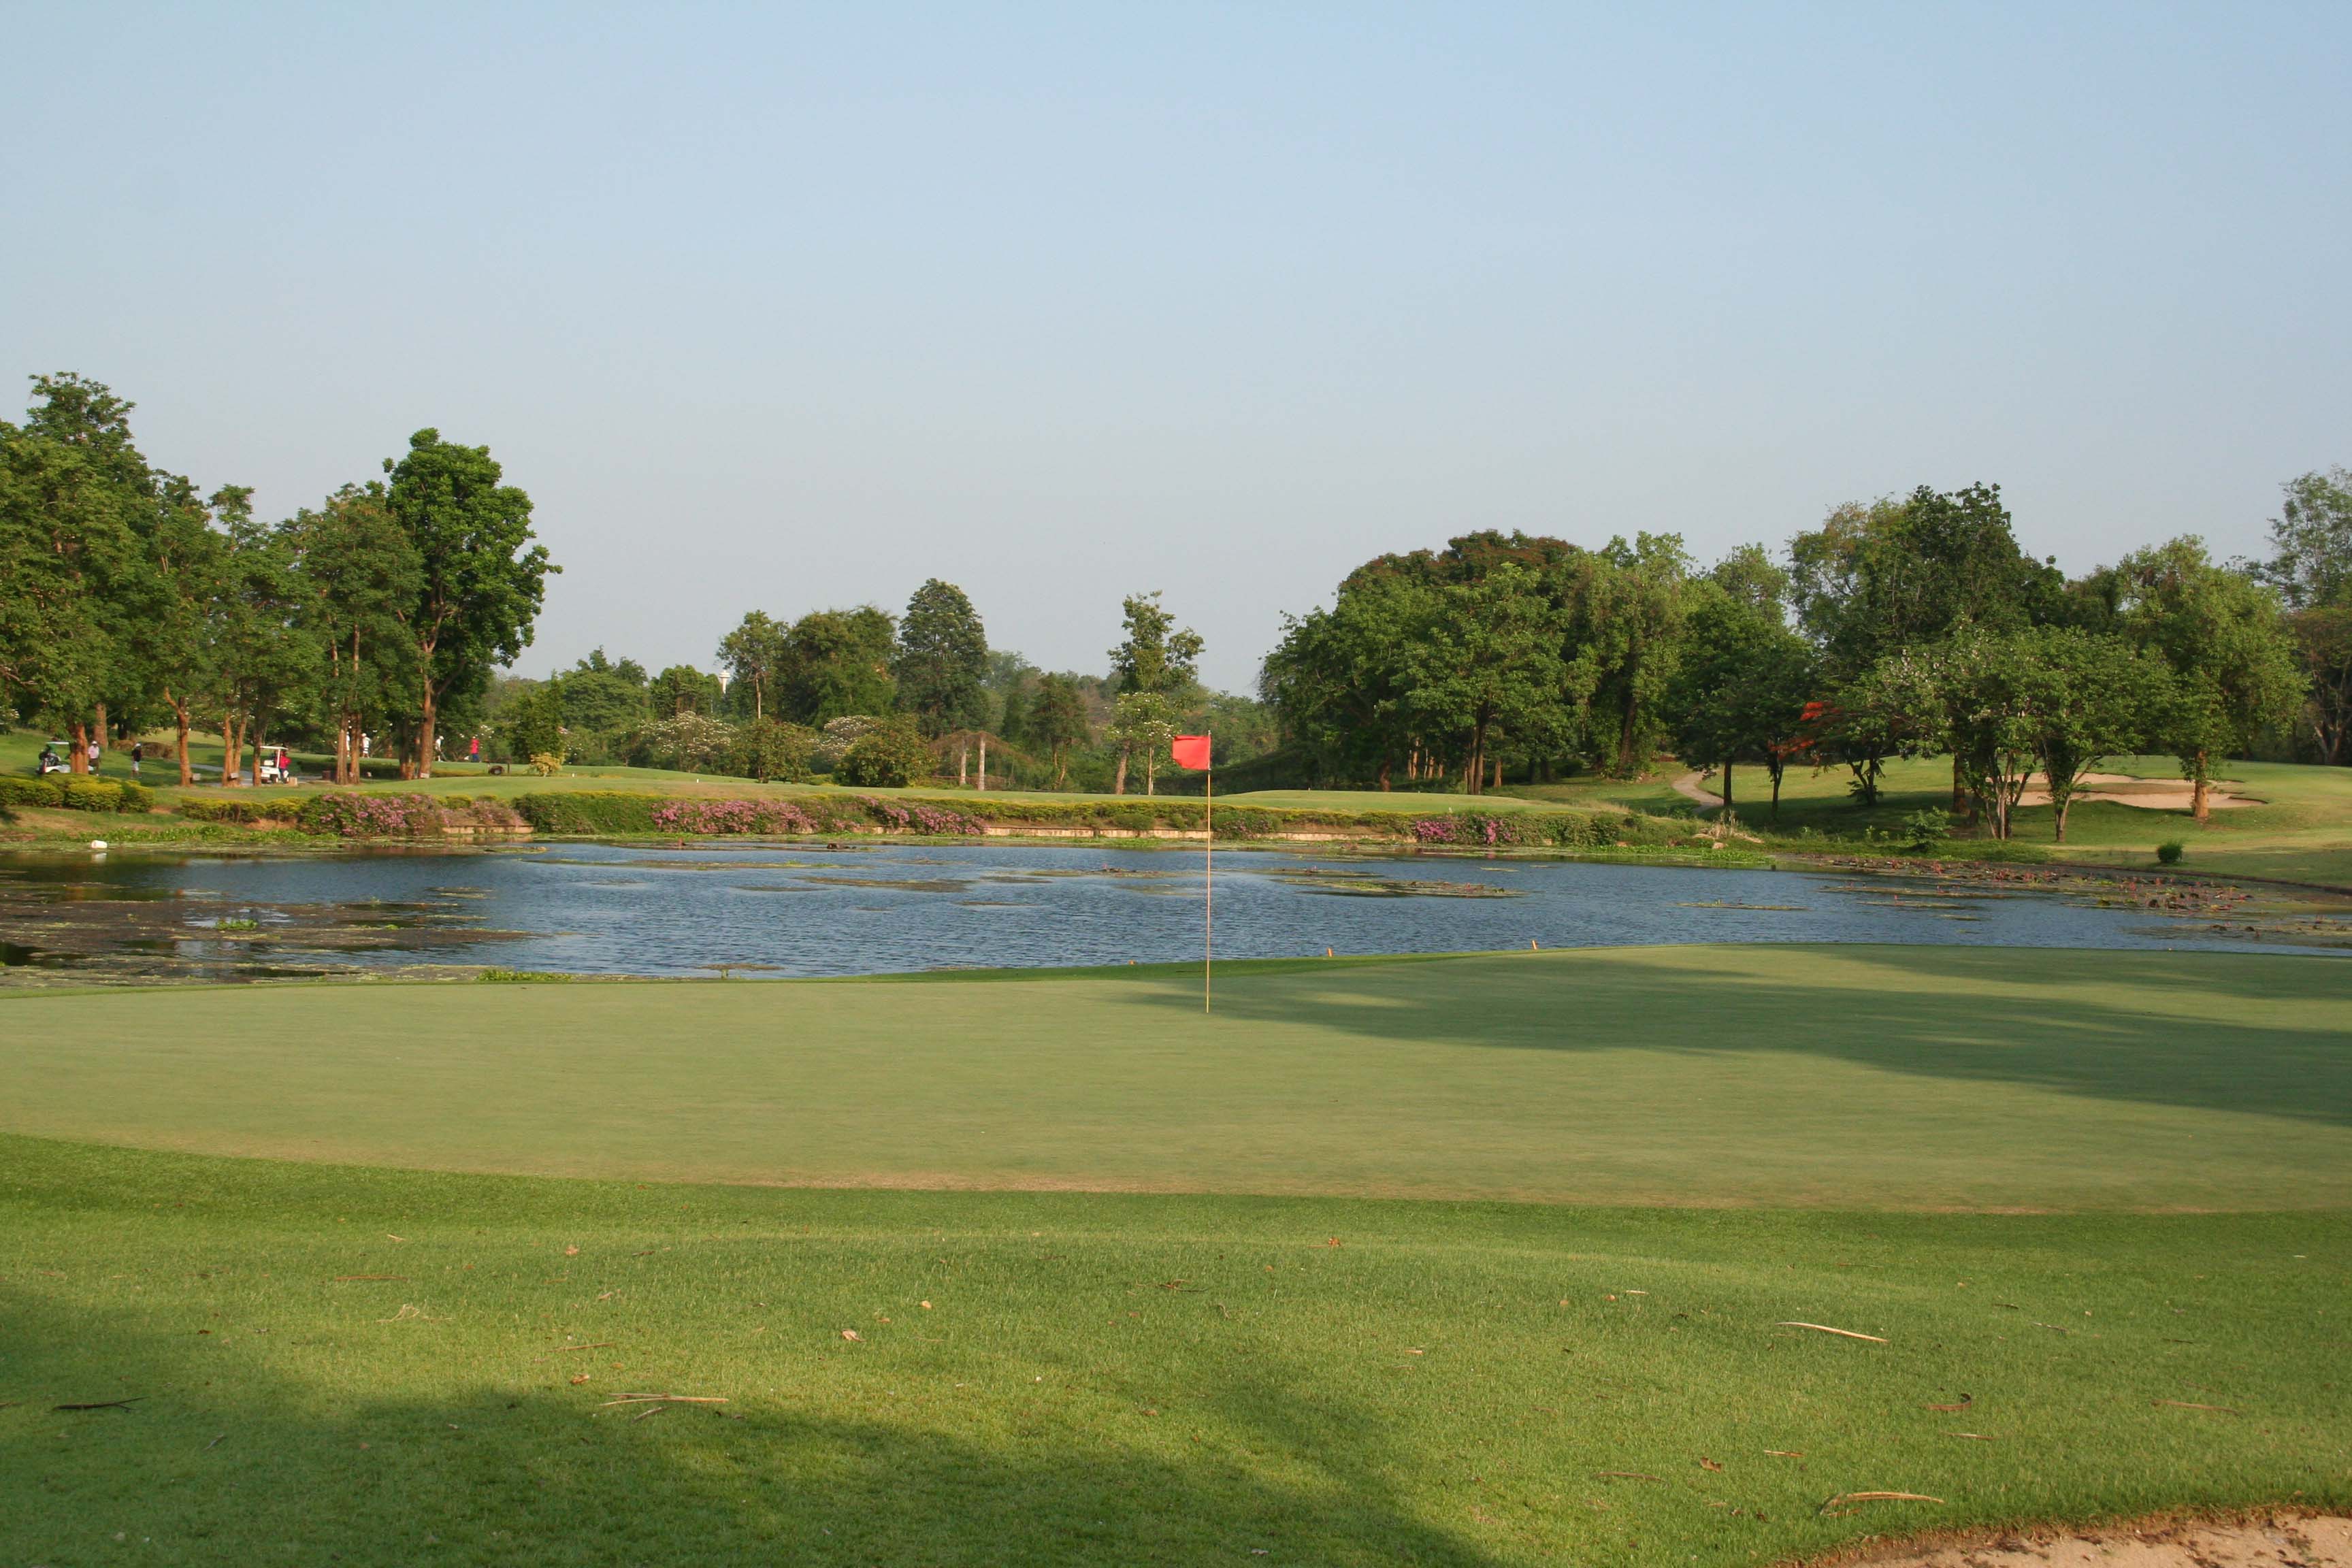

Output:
xmin=5 ymin=4 xmax=2345 ymax=691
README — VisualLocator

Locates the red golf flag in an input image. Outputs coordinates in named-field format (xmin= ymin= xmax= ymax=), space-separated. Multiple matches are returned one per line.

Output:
xmin=1171 ymin=734 xmax=1211 ymax=770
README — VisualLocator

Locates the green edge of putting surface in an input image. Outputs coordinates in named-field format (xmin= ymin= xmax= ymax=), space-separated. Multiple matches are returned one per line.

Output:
xmin=3 ymin=944 xmax=2347 ymax=1210
xmin=2 ymin=1137 xmax=2348 ymax=1567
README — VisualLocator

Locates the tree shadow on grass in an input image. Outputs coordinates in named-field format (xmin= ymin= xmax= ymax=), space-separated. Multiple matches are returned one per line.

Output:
xmin=0 ymin=1283 xmax=1501 ymax=1568
xmin=1158 ymin=946 xmax=2352 ymax=1128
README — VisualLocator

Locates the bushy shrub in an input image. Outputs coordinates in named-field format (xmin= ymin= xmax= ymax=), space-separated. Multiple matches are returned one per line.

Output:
xmin=59 ymin=779 xmax=126 ymax=812
xmin=0 ymin=777 xmax=65 ymax=810
xmin=641 ymin=712 xmax=738 ymax=773
xmin=813 ymin=716 xmax=887 ymax=773
xmin=728 ymin=718 xmax=817 ymax=783
xmin=529 ymin=753 xmax=564 ymax=777
xmin=116 ymin=781 xmax=153 ymax=813
xmin=835 ymin=721 xmax=934 ymax=788
xmin=2157 ymin=840 xmax=2184 ymax=865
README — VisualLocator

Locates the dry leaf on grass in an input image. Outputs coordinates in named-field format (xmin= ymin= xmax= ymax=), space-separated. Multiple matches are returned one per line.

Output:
xmin=840 ymin=1329 xmax=863 ymax=1341
xmin=1923 ymin=1394 xmax=1974 ymax=1410
xmin=2154 ymin=1399 xmax=2239 ymax=1413
xmin=1698 ymin=1457 xmax=1723 ymax=1471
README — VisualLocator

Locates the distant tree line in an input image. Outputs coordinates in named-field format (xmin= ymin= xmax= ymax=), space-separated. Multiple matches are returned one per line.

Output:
xmin=0 ymin=374 xmax=554 ymax=784
xmin=508 ymin=584 xmax=1275 ymax=793
xmin=1263 ymin=477 xmax=2352 ymax=838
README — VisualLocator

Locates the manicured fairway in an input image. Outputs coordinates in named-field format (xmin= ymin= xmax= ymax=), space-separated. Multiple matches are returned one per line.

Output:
xmin=2 ymin=1138 xmax=2347 ymax=1568
xmin=2 ymin=947 xmax=2348 ymax=1209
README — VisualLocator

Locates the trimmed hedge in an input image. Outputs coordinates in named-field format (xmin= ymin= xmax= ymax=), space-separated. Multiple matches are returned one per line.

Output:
xmin=175 ymin=792 xmax=527 ymax=837
xmin=0 ymin=776 xmax=152 ymax=813
xmin=507 ymin=789 xmax=1682 ymax=847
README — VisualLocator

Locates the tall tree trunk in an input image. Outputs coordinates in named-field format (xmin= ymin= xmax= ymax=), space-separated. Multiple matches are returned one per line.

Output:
xmin=1951 ymin=755 xmax=1967 ymax=813
xmin=1144 ymin=751 xmax=1156 ymax=796
xmin=418 ymin=683 xmax=438 ymax=779
xmin=1769 ymin=760 xmax=1784 ymax=816
xmin=2192 ymin=749 xmax=2210 ymax=823
xmin=1490 ymin=754 xmax=1502 ymax=791
xmin=251 ymin=719 xmax=266 ymax=787
xmin=2053 ymin=789 xmax=2070 ymax=843
xmin=173 ymin=699 xmax=193 ymax=787
xmin=958 ymin=745 xmax=968 ymax=787
xmin=221 ymin=708 xmax=242 ymax=787
xmin=1377 ymin=758 xmax=1391 ymax=791
xmin=69 ymin=721 xmax=89 ymax=774
xmin=94 ymin=703 xmax=107 ymax=753
xmin=1113 ymin=747 xmax=1128 ymax=796
xmin=1722 ymin=762 xmax=1733 ymax=816
xmin=979 ymin=736 xmax=987 ymax=791
xmin=1617 ymin=691 xmax=1639 ymax=775
xmin=1466 ymin=719 xmax=1486 ymax=795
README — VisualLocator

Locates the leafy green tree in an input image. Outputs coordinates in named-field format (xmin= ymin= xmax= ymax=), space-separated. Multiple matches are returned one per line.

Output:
xmin=834 ymin=717 xmax=931 ymax=787
xmin=131 ymin=476 xmax=230 ymax=786
xmin=384 ymin=429 xmax=556 ymax=777
xmin=497 ymin=680 xmax=565 ymax=764
xmin=1107 ymin=690 xmax=1179 ymax=796
xmin=1565 ymin=534 xmax=1687 ymax=776
xmin=1671 ymin=571 xmax=1816 ymax=817
xmin=781 ymin=607 xmax=898 ymax=725
xmin=716 ymin=611 xmax=787 ymax=722
xmin=1789 ymin=485 xmax=2061 ymax=810
xmin=287 ymin=483 xmax=419 ymax=783
xmin=2104 ymin=539 xmax=2303 ymax=820
xmin=894 ymin=579 xmax=990 ymax=736
xmin=1405 ymin=565 xmax=1569 ymax=795
xmin=2263 ymin=468 xmax=2352 ymax=609
xmin=0 ymin=376 xmax=148 ymax=772
xmin=1262 ymin=574 xmax=1434 ymax=788
xmin=2012 ymin=630 xmax=2172 ymax=842
xmin=2286 ymin=606 xmax=2352 ymax=765
xmin=649 ymin=664 xmax=725 ymax=719
xmin=212 ymin=498 xmax=318 ymax=785
xmin=1105 ymin=593 xmax=1203 ymax=793
xmin=1028 ymin=673 xmax=1090 ymax=788
xmin=2260 ymin=469 xmax=2352 ymax=765
xmin=557 ymin=649 xmax=651 ymax=753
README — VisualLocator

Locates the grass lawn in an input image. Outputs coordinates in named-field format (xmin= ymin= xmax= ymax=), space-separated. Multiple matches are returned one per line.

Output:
xmin=3 ymin=1139 xmax=2345 ymax=1568
xmin=3 ymin=947 xmax=2349 ymax=1564
xmin=1 ymin=947 xmax=2348 ymax=1209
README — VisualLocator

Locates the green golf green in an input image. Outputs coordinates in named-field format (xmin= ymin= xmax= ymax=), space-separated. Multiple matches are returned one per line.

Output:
xmin=3 ymin=946 xmax=2347 ymax=1209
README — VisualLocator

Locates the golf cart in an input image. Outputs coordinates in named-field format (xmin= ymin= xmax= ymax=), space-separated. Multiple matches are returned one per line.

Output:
xmin=257 ymin=749 xmax=299 ymax=785
xmin=37 ymin=742 xmax=70 ymax=775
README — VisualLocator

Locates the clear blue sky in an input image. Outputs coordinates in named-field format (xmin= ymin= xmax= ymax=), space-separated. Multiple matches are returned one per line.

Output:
xmin=4 ymin=3 xmax=2346 ymax=691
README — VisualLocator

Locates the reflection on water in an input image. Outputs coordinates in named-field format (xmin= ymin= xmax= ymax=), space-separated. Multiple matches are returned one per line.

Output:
xmin=3 ymin=842 xmax=2345 ymax=985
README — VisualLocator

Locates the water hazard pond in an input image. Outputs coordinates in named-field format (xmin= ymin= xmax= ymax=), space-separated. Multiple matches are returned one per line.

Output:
xmin=3 ymin=841 xmax=2345 ymax=984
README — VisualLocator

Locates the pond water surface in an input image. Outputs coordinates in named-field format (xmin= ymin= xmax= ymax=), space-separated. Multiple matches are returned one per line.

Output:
xmin=3 ymin=841 xmax=2340 ymax=983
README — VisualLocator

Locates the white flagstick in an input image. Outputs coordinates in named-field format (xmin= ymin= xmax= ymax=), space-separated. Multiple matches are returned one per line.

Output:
xmin=1204 ymin=762 xmax=1212 ymax=1014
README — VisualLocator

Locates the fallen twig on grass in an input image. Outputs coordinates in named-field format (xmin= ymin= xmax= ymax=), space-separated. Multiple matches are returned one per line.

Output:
xmin=550 ymin=1343 xmax=616 ymax=1354
xmin=1923 ymin=1394 xmax=1973 ymax=1410
xmin=205 ymin=1433 xmax=225 ymax=1450
xmin=333 ymin=1275 xmax=408 ymax=1282
xmin=1595 ymin=1471 xmax=1662 ymax=1482
xmin=2154 ymin=1399 xmax=2239 ymax=1413
xmin=1776 ymin=1322 xmax=1888 ymax=1343
xmin=598 ymin=1393 xmax=727 ymax=1409
xmin=1948 ymin=1433 xmax=1998 ymax=1441
xmin=1819 ymin=1491 xmax=1944 ymax=1515
xmin=55 ymin=1397 xmax=146 ymax=1411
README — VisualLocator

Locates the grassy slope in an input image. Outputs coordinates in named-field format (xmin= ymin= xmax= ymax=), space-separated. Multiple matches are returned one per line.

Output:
xmin=2 ymin=947 xmax=2347 ymax=1210
xmin=3 ymin=1141 xmax=2347 ymax=1567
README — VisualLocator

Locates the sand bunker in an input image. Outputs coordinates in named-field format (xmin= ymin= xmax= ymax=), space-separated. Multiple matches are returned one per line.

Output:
xmin=1840 ymin=1514 xmax=2351 ymax=1567
xmin=2017 ymin=772 xmax=2258 ymax=810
